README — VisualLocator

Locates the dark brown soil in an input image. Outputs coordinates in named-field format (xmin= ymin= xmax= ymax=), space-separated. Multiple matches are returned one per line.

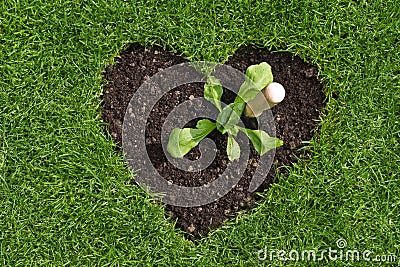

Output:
xmin=101 ymin=43 xmax=326 ymax=239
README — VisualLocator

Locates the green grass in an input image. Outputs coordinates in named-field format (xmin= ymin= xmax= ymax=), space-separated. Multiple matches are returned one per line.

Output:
xmin=1 ymin=0 xmax=399 ymax=265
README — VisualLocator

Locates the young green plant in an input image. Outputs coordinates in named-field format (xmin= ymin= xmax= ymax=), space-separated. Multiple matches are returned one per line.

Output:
xmin=167 ymin=62 xmax=284 ymax=161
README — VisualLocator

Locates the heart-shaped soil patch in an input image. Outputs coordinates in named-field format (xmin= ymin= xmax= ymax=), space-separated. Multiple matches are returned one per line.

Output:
xmin=101 ymin=44 xmax=326 ymax=239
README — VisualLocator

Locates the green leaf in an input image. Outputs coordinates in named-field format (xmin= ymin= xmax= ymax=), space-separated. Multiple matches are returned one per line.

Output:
xmin=236 ymin=62 xmax=273 ymax=103
xmin=167 ymin=119 xmax=216 ymax=158
xmin=191 ymin=119 xmax=216 ymax=139
xmin=204 ymin=76 xmax=223 ymax=111
xmin=227 ymin=135 xmax=240 ymax=161
xmin=216 ymin=103 xmax=243 ymax=134
xmin=240 ymin=128 xmax=283 ymax=155
xmin=226 ymin=125 xmax=239 ymax=136
xmin=167 ymin=128 xmax=195 ymax=158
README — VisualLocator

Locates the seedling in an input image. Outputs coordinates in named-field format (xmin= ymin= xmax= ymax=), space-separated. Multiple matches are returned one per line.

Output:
xmin=167 ymin=62 xmax=284 ymax=161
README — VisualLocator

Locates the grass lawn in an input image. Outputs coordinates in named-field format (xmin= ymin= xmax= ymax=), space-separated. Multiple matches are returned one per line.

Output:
xmin=1 ymin=0 xmax=399 ymax=265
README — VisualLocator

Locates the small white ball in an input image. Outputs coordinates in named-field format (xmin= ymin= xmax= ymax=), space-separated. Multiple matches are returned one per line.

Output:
xmin=263 ymin=82 xmax=285 ymax=104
